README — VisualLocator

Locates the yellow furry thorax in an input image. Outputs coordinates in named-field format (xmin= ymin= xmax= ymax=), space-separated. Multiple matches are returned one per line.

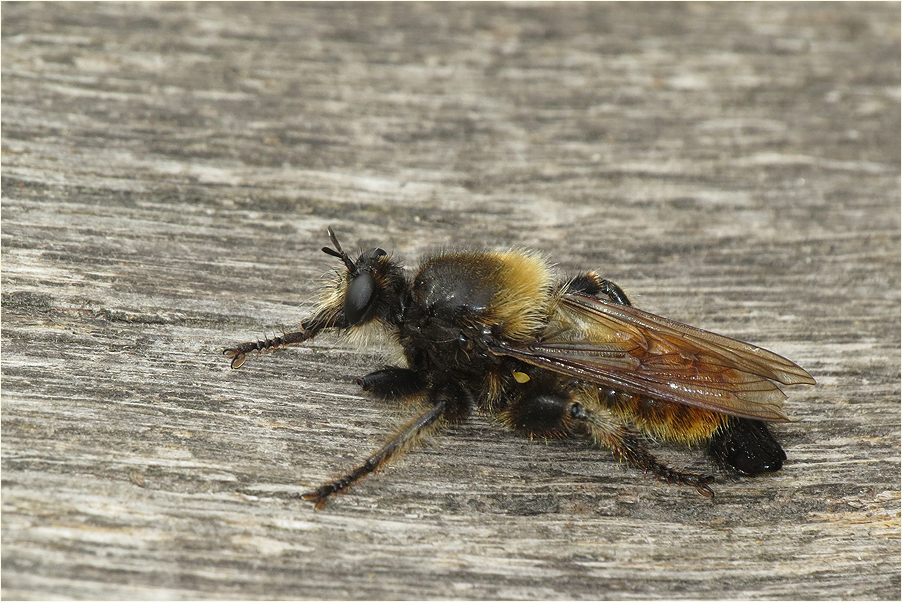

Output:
xmin=465 ymin=249 xmax=556 ymax=340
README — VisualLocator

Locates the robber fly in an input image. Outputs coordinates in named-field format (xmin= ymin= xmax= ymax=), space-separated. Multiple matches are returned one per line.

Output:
xmin=226 ymin=228 xmax=814 ymax=508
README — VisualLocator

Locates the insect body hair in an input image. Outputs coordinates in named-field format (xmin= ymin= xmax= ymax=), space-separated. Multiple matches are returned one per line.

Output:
xmin=225 ymin=228 xmax=814 ymax=508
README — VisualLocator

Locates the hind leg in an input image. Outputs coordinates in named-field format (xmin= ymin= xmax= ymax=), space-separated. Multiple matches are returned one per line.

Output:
xmin=501 ymin=376 xmax=714 ymax=496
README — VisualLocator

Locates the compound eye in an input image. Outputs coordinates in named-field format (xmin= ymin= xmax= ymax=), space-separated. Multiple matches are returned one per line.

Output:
xmin=344 ymin=272 xmax=377 ymax=325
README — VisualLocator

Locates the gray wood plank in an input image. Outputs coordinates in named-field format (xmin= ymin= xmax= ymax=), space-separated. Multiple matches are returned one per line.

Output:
xmin=2 ymin=2 xmax=899 ymax=600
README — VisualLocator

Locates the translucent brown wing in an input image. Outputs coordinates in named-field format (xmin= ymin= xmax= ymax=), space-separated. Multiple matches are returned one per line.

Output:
xmin=490 ymin=293 xmax=815 ymax=422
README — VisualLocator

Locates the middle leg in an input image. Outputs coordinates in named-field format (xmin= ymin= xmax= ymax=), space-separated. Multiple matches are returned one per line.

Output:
xmin=301 ymin=379 xmax=473 ymax=508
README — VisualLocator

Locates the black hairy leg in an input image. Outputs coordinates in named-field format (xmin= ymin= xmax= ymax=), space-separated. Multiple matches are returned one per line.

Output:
xmin=567 ymin=401 xmax=715 ymax=497
xmin=301 ymin=402 xmax=446 ymax=509
xmin=614 ymin=430 xmax=715 ymax=496
xmin=225 ymin=309 xmax=350 ymax=369
xmin=566 ymin=272 xmax=632 ymax=306
xmin=224 ymin=330 xmax=312 ymax=369
xmin=302 ymin=380 xmax=473 ymax=508
xmin=357 ymin=367 xmax=429 ymax=400
xmin=503 ymin=380 xmax=714 ymax=496
xmin=708 ymin=417 xmax=786 ymax=475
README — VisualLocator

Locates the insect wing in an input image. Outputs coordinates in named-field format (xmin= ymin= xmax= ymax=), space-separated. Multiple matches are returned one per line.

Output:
xmin=491 ymin=294 xmax=814 ymax=421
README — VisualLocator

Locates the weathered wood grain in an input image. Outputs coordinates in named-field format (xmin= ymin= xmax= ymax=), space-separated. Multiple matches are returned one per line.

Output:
xmin=2 ymin=2 xmax=899 ymax=600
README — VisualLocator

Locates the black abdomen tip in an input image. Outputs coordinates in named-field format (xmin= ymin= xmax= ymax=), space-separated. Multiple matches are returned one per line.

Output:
xmin=708 ymin=417 xmax=787 ymax=475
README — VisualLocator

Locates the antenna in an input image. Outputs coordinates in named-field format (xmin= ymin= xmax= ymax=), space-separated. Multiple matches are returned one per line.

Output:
xmin=321 ymin=227 xmax=357 ymax=273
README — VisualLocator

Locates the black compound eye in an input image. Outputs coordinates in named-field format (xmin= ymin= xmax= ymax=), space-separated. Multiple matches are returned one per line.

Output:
xmin=344 ymin=272 xmax=377 ymax=325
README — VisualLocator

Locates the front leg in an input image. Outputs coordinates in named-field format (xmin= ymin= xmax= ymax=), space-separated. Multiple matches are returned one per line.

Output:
xmin=224 ymin=330 xmax=313 ymax=369
xmin=225 ymin=309 xmax=348 ymax=369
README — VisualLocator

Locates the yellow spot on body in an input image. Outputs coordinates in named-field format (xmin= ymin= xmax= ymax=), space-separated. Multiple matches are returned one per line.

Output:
xmin=512 ymin=371 xmax=531 ymax=383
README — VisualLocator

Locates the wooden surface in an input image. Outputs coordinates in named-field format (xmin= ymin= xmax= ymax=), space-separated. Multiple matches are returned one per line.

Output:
xmin=2 ymin=2 xmax=899 ymax=600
